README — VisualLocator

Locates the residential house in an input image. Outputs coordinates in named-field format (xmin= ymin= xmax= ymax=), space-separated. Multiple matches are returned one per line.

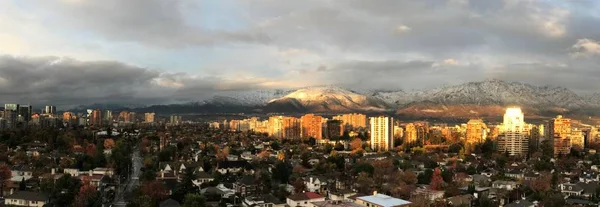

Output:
xmin=504 ymin=199 xmax=535 ymax=207
xmin=411 ymin=187 xmax=445 ymax=202
xmin=234 ymin=175 xmax=258 ymax=197
xmin=329 ymin=189 xmax=356 ymax=201
xmin=304 ymin=176 xmax=328 ymax=194
xmin=492 ymin=180 xmax=518 ymax=191
xmin=243 ymin=194 xmax=286 ymax=207
xmin=216 ymin=160 xmax=253 ymax=174
xmin=287 ymin=192 xmax=325 ymax=207
xmin=312 ymin=200 xmax=363 ymax=207
xmin=447 ymin=194 xmax=474 ymax=207
xmin=4 ymin=191 xmax=48 ymax=207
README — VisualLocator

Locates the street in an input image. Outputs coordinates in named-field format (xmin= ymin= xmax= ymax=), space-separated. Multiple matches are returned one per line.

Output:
xmin=112 ymin=145 xmax=142 ymax=207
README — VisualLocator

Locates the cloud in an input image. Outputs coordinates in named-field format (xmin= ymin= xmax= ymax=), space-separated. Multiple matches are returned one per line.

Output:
xmin=0 ymin=55 xmax=281 ymax=109
xmin=571 ymin=38 xmax=600 ymax=58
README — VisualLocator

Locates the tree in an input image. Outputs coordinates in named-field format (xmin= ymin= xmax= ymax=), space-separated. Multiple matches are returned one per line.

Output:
xmin=182 ymin=193 xmax=206 ymax=207
xmin=73 ymin=184 xmax=100 ymax=207
xmin=352 ymin=162 xmax=374 ymax=176
xmin=399 ymin=170 xmax=418 ymax=185
xmin=172 ymin=168 xmax=198 ymax=202
xmin=356 ymin=172 xmax=374 ymax=194
xmin=103 ymin=138 xmax=116 ymax=149
xmin=351 ymin=138 xmax=363 ymax=151
xmin=291 ymin=179 xmax=307 ymax=193
xmin=142 ymin=180 xmax=169 ymax=205
xmin=272 ymin=161 xmax=292 ymax=183
xmin=52 ymin=174 xmax=82 ymax=206
xmin=429 ymin=168 xmax=444 ymax=191
xmin=0 ymin=163 xmax=11 ymax=198
xmin=19 ymin=177 xmax=26 ymax=190
xmin=372 ymin=159 xmax=395 ymax=186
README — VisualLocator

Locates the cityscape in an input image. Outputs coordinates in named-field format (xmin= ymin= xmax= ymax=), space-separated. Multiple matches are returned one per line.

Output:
xmin=3 ymin=0 xmax=600 ymax=207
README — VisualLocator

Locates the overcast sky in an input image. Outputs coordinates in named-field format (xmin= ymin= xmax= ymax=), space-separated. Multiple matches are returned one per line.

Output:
xmin=2 ymin=0 xmax=600 ymax=108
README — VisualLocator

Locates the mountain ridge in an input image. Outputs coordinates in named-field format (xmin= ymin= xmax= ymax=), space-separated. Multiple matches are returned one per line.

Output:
xmin=70 ymin=79 xmax=600 ymax=118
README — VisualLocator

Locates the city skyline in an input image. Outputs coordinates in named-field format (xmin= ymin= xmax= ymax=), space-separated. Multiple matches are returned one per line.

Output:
xmin=1 ymin=1 xmax=600 ymax=107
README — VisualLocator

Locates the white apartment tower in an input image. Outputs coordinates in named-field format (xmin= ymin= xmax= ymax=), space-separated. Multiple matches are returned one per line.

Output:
xmin=498 ymin=107 xmax=528 ymax=156
xmin=370 ymin=116 xmax=394 ymax=151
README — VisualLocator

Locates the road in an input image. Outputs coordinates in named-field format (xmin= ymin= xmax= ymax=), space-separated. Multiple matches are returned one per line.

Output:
xmin=112 ymin=146 xmax=142 ymax=207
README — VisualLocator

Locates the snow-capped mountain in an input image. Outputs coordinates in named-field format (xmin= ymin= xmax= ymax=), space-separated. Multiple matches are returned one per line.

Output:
xmin=74 ymin=79 xmax=600 ymax=117
xmin=264 ymin=86 xmax=389 ymax=112
xmin=371 ymin=79 xmax=592 ymax=109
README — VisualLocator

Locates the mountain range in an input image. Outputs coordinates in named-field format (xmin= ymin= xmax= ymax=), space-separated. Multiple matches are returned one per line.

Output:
xmin=72 ymin=79 xmax=600 ymax=118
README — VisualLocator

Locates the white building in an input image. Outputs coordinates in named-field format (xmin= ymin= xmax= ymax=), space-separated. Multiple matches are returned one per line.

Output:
xmin=354 ymin=193 xmax=411 ymax=207
xmin=370 ymin=116 xmax=394 ymax=151
xmin=498 ymin=107 xmax=528 ymax=156
xmin=287 ymin=192 xmax=325 ymax=207
xmin=4 ymin=191 xmax=48 ymax=207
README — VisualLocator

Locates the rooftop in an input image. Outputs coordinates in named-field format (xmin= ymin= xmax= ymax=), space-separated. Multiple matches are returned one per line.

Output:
xmin=356 ymin=194 xmax=411 ymax=207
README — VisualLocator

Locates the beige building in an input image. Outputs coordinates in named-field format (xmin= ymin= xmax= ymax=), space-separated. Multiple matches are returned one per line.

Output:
xmin=144 ymin=112 xmax=155 ymax=123
xmin=301 ymin=114 xmax=323 ymax=139
xmin=333 ymin=113 xmax=367 ymax=130
xmin=466 ymin=119 xmax=487 ymax=144
xmin=370 ymin=116 xmax=394 ymax=151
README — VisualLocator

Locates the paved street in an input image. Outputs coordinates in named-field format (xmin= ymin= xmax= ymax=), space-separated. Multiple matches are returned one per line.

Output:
xmin=112 ymin=145 xmax=142 ymax=207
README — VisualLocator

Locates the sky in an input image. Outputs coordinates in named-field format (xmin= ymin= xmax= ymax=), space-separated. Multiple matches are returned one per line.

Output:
xmin=1 ymin=0 xmax=600 ymax=108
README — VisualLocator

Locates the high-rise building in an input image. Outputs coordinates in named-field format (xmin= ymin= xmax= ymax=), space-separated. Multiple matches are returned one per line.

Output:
xmin=415 ymin=121 xmax=429 ymax=145
xmin=89 ymin=109 xmax=103 ymax=127
xmin=333 ymin=113 xmax=367 ymax=131
xmin=4 ymin=104 xmax=19 ymax=128
xmin=144 ymin=113 xmax=155 ymax=123
xmin=466 ymin=119 xmax=487 ymax=144
xmin=105 ymin=110 xmax=113 ymax=123
xmin=269 ymin=116 xmax=284 ymax=138
xmin=301 ymin=114 xmax=323 ymax=139
xmin=283 ymin=116 xmax=301 ymax=139
xmin=44 ymin=105 xmax=56 ymax=115
xmin=230 ymin=120 xmax=240 ymax=131
xmin=326 ymin=120 xmax=343 ymax=139
xmin=571 ymin=128 xmax=585 ymax=149
xmin=170 ymin=115 xmax=182 ymax=125
xmin=370 ymin=116 xmax=394 ymax=151
xmin=404 ymin=123 xmax=417 ymax=144
xmin=19 ymin=105 xmax=32 ymax=122
xmin=393 ymin=125 xmax=404 ymax=139
xmin=550 ymin=115 xmax=572 ymax=156
xmin=498 ymin=107 xmax=528 ymax=156
xmin=128 ymin=112 xmax=136 ymax=123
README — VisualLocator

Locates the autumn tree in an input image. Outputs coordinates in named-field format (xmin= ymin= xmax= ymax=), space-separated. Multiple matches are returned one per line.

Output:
xmin=141 ymin=180 xmax=169 ymax=205
xmin=351 ymin=138 xmax=363 ymax=152
xmin=258 ymin=150 xmax=270 ymax=160
xmin=0 ymin=163 xmax=11 ymax=197
xmin=373 ymin=159 xmax=396 ymax=186
xmin=73 ymin=184 xmax=99 ymax=207
xmin=429 ymin=168 xmax=444 ymax=190
xmin=356 ymin=172 xmax=374 ymax=194
xmin=103 ymin=139 xmax=116 ymax=149
xmin=216 ymin=146 xmax=230 ymax=161
xmin=291 ymin=179 xmax=307 ymax=193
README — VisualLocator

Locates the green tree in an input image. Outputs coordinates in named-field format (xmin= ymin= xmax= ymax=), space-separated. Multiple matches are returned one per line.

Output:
xmin=182 ymin=193 xmax=206 ymax=207
xmin=172 ymin=168 xmax=198 ymax=202
xmin=272 ymin=161 xmax=292 ymax=183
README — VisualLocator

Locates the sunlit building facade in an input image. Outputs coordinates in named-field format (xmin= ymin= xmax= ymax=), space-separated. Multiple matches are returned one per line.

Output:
xmin=301 ymin=114 xmax=323 ymax=139
xmin=370 ymin=116 xmax=394 ymax=151
xmin=498 ymin=107 xmax=528 ymax=156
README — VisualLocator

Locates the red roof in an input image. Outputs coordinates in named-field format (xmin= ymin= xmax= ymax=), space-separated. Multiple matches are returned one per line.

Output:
xmin=305 ymin=192 xmax=324 ymax=199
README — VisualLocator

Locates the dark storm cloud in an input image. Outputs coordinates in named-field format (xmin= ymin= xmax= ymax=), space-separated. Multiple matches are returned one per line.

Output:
xmin=0 ymin=56 xmax=274 ymax=108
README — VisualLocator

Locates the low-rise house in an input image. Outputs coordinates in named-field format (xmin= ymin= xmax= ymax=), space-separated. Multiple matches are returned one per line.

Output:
xmin=559 ymin=182 xmax=584 ymax=196
xmin=329 ymin=189 xmax=356 ymax=201
xmin=492 ymin=180 xmax=518 ymax=191
xmin=312 ymin=200 xmax=362 ymax=207
xmin=216 ymin=160 xmax=253 ymax=174
xmin=243 ymin=194 xmax=286 ymax=207
xmin=447 ymin=194 xmax=474 ymax=207
xmin=287 ymin=192 xmax=325 ymax=207
xmin=411 ymin=187 xmax=444 ymax=202
xmin=192 ymin=170 xmax=214 ymax=187
xmin=4 ymin=191 xmax=48 ymax=207
xmin=354 ymin=193 xmax=411 ymax=207
xmin=504 ymin=199 xmax=535 ymax=207
xmin=505 ymin=169 xmax=524 ymax=180
xmin=234 ymin=175 xmax=258 ymax=197
xmin=304 ymin=176 xmax=328 ymax=194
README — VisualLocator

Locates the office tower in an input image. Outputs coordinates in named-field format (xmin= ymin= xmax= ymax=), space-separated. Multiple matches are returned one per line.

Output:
xmin=19 ymin=105 xmax=32 ymax=122
xmin=44 ymin=106 xmax=56 ymax=115
xmin=466 ymin=119 xmax=487 ymax=144
xmin=550 ymin=115 xmax=572 ymax=156
xmin=326 ymin=120 xmax=343 ymax=139
xmin=370 ymin=116 xmax=394 ymax=151
xmin=118 ymin=111 xmax=129 ymax=122
xmin=404 ymin=123 xmax=417 ymax=144
xmin=90 ymin=109 xmax=103 ymax=127
xmin=301 ymin=114 xmax=323 ymax=139
xmin=144 ymin=113 xmax=155 ymax=123
xmin=498 ymin=107 xmax=528 ymax=156
xmin=332 ymin=113 xmax=367 ymax=131
xmin=170 ymin=115 xmax=182 ymax=125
